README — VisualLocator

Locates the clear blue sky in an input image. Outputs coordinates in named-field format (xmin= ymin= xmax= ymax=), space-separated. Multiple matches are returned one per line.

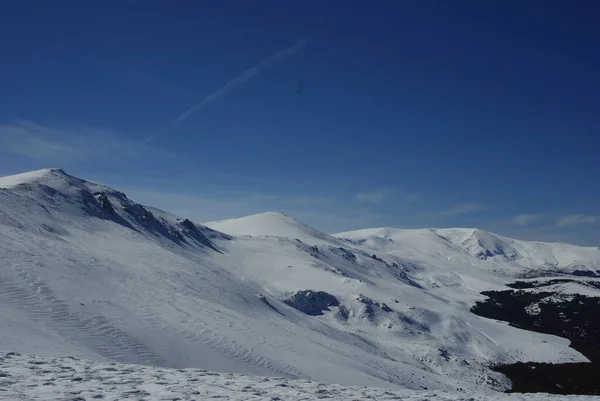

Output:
xmin=1 ymin=1 xmax=599 ymax=245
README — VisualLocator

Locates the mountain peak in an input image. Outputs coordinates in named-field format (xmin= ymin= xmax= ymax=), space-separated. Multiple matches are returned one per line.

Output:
xmin=257 ymin=211 xmax=289 ymax=219
xmin=0 ymin=168 xmax=70 ymax=189
xmin=45 ymin=167 xmax=67 ymax=175
xmin=433 ymin=228 xmax=517 ymax=260
xmin=0 ymin=168 xmax=115 ymax=197
xmin=205 ymin=211 xmax=343 ymax=246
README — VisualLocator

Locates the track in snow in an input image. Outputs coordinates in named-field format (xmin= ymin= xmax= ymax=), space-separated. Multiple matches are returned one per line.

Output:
xmin=113 ymin=277 xmax=309 ymax=378
xmin=0 ymin=265 xmax=166 ymax=366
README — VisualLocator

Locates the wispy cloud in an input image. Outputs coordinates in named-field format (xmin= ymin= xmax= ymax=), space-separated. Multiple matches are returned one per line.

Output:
xmin=0 ymin=120 xmax=170 ymax=164
xmin=506 ymin=214 xmax=543 ymax=226
xmin=356 ymin=190 xmax=389 ymax=204
xmin=171 ymin=36 xmax=310 ymax=126
xmin=557 ymin=214 xmax=600 ymax=227
xmin=433 ymin=202 xmax=493 ymax=216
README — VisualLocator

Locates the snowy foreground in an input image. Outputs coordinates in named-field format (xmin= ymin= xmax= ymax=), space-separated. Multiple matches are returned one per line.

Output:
xmin=0 ymin=352 xmax=593 ymax=401
xmin=1 ymin=169 xmax=600 ymax=395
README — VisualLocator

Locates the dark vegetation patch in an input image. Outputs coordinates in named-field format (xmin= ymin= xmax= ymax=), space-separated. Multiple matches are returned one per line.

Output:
xmin=517 ymin=269 xmax=600 ymax=279
xmin=571 ymin=270 xmax=600 ymax=277
xmin=471 ymin=285 xmax=600 ymax=395
xmin=508 ymin=279 xmax=600 ymax=291
xmin=493 ymin=362 xmax=599 ymax=395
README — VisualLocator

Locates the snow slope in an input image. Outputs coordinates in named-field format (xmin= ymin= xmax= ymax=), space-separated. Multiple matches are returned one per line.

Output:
xmin=2 ymin=352 xmax=595 ymax=401
xmin=335 ymin=227 xmax=600 ymax=278
xmin=1 ymin=169 xmax=598 ymax=393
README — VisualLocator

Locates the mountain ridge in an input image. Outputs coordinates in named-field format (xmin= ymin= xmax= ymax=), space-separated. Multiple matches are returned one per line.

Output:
xmin=335 ymin=226 xmax=600 ymax=276
xmin=3 ymin=168 xmax=597 ymax=255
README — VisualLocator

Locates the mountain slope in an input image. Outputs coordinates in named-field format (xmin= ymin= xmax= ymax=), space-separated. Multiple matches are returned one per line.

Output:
xmin=335 ymin=227 xmax=600 ymax=277
xmin=0 ymin=169 xmax=597 ymax=393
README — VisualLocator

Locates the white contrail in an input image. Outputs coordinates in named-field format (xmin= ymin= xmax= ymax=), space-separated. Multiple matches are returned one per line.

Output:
xmin=171 ymin=36 xmax=310 ymax=126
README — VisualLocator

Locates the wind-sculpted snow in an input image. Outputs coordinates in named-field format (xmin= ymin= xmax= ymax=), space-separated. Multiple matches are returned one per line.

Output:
xmin=1 ymin=352 xmax=596 ymax=401
xmin=1 ymin=168 xmax=600 ymax=394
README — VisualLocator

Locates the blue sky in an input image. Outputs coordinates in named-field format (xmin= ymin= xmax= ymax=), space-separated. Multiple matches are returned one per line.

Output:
xmin=1 ymin=1 xmax=599 ymax=245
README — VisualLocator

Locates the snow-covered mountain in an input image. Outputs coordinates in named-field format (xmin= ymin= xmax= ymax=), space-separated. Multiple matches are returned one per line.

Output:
xmin=206 ymin=211 xmax=345 ymax=246
xmin=1 ymin=169 xmax=599 ymax=393
xmin=335 ymin=227 xmax=600 ymax=277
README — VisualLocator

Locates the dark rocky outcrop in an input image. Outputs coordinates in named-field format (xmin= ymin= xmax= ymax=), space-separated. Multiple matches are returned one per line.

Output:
xmin=284 ymin=290 xmax=340 ymax=316
xmin=93 ymin=192 xmax=114 ymax=212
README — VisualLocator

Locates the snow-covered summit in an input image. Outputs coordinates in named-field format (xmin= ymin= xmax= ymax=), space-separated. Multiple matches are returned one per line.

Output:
xmin=0 ymin=168 xmax=65 ymax=188
xmin=0 ymin=168 xmax=131 ymax=210
xmin=436 ymin=228 xmax=519 ymax=260
xmin=0 ymin=168 xmax=106 ymax=192
xmin=206 ymin=211 xmax=344 ymax=246
xmin=0 ymin=168 xmax=224 ymax=250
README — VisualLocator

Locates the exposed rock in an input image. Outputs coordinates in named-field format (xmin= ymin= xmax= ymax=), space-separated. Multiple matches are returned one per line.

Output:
xmin=283 ymin=291 xmax=340 ymax=316
xmin=93 ymin=192 xmax=114 ymax=212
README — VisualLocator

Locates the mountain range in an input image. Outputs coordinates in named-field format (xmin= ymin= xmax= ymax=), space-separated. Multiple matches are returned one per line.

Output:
xmin=1 ymin=168 xmax=599 ymax=394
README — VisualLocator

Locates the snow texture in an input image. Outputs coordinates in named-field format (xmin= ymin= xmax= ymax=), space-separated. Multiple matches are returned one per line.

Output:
xmin=0 ymin=352 xmax=595 ymax=401
xmin=1 ymin=169 xmax=600 ymax=393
